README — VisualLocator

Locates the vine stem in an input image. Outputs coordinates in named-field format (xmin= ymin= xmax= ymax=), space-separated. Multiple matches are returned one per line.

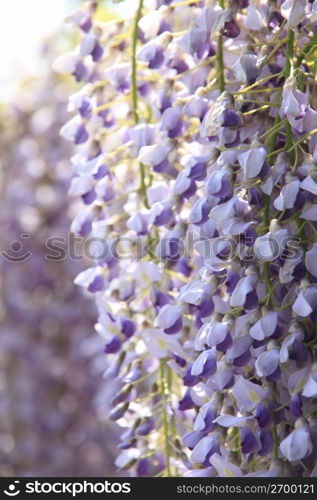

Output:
xmin=263 ymin=29 xmax=296 ymax=306
xmin=131 ymin=0 xmax=144 ymax=124
xmin=233 ymin=72 xmax=282 ymax=95
xmin=269 ymin=28 xmax=296 ymax=459
xmin=284 ymin=29 xmax=294 ymax=78
xmin=272 ymin=425 xmax=279 ymax=459
xmin=159 ymin=360 xmax=172 ymax=477
xmin=170 ymin=0 xmax=201 ymax=7
xmin=217 ymin=0 xmax=225 ymax=93
xmin=131 ymin=0 xmax=149 ymax=208
xmin=263 ymin=113 xmax=281 ymax=306
xmin=283 ymin=30 xmax=308 ymax=245
xmin=288 ymin=127 xmax=317 ymax=153
xmin=131 ymin=2 xmax=171 ymax=471
xmin=294 ymin=35 xmax=317 ymax=69
xmin=305 ymin=322 xmax=317 ymax=347
xmin=285 ymin=29 xmax=295 ymax=164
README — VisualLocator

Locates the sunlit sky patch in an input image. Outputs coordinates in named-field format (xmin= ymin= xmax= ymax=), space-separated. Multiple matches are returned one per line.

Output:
xmin=0 ymin=0 xmax=137 ymax=98
xmin=0 ymin=1 xmax=72 ymax=77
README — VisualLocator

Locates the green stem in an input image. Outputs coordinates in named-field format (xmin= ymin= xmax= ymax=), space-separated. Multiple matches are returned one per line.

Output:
xmin=284 ymin=29 xmax=294 ymax=78
xmin=131 ymin=0 xmax=144 ymax=124
xmin=284 ymin=29 xmax=296 ymax=165
xmin=233 ymin=427 xmax=241 ymax=459
xmin=272 ymin=382 xmax=280 ymax=459
xmin=305 ymin=322 xmax=317 ymax=347
xmin=267 ymin=115 xmax=281 ymax=165
xmin=234 ymin=73 xmax=282 ymax=95
xmin=273 ymin=399 xmax=291 ymax=412
xmin=217 ymin=0 xmax=225 ymax=93
xmin=263 ymin=114 xmax=282 ymax=305
xmin=217 ymin=37 xmax=225 ymax=93
xmin=166 ymin=366 xmax=177 ymax=440
xmin=295 ymin=212 xmax=306 ymax=242
xmin=140 ymin=162 xmax=149 ymax=209
xmin=131 ymin=0 xmax=149 ymax=208
xmin=267 ymin=33 xmax=297 ymax=459
xmin=262 ymin=118 xmax=286 ymax=140
xmin=283 ymin=32 xmax=307 ymax=246
xmin=294 ymin=36 xmax=317 ymax=69
xmin=272 ymin=425 xmax=279 ymax=459
xmin=288 ymin=128 xmax=317 ymax=153
xmin=266 ymin=146 xmax=285 ymax=158
xmin=263 ymin=115 xmax=281 ymax=244
xmin=159 ymin=360 xmax=171 ymax=477
xmin=286 ymin=120 xmax=295 ymax=163
xmin=263 ymin=262 xmax=271 ymax=307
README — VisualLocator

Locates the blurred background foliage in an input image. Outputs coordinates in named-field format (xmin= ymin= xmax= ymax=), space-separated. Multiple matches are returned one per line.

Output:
xmin=0 ymin=0 xmax=124 ymax=477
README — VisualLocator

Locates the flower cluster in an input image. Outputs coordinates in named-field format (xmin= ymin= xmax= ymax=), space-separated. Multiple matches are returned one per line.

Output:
xmin=0 ymin=41 xmax=117 ymax=476
xmin=58 ymin=0 xmax=317 ymax=476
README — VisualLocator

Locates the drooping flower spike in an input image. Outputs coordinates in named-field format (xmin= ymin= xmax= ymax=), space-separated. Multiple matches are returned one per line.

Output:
xmin=58 ymin=0 xmax=317 ymax=477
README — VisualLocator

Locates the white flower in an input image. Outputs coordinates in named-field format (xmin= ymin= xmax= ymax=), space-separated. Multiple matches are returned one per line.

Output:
xmin=281 ymin=0 xmax=307 ymax=28
xmin=142 ymin=328 xmax=185 ymax=359
xmin=280 ymin=426 xmax=313 ymax=461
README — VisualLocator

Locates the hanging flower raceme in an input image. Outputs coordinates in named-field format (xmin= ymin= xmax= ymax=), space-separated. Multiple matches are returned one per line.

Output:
xmin=58 ymin=0 xmax=317 ymax=477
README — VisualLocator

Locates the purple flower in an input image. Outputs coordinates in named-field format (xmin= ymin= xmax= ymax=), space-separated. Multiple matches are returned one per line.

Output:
xmin=226 ymin=335 xmax=252 ymax=367
xmin=74 ymin=266 xmax=104 ymax=292
xmin=109 ymin=402 xmax=129 ymax=421
xmin=241 ymin=426 xmax=259 ymax=454
xmin=230 ymin=271 xmax=258 ymax=309
xmin=293 ymin=283 xmax=317 ymax=317
xmin=183 ymin=364 xmax=199 ymax=387
xmin=137 ymin=33 xmax=171 ymax=69
xmin=60 ymin=117 xmax=89 ymax=144
xmin=305 ymin=243 xmax=317 ymax=277
xmin=191 ymin=349 xmax=217 ymax=379
xmin=160 ymin=107 xmax=183 ymax=138
xmin=250 ymin=311 xmax=278 ymax=340
xmin=179 ymin=388 xmax=196 ymax=411
xmin=121 ymin=318 xmax=136 ymax=339
xmin=255 ymin=345 xmax=280 ymax=378
xmin=157 ymin=304 xmax=183 ymax=334
xmin=182 ymin=431 xmax=206 ymax=450
xmin=190 ymin=435 xmax=220 ymax=465
xmin=194 ymin=402 xmax=217 ymax=433
xmin=255 ymin=405 xmax=272 ymax=428
xmin=303 ymin=365 xmax=317 ymax=397
xmin=137 ymin=458 xmax=152 ymax=477
xmin=104 ymin=336 xmax=121 ymax=354
xmin=238 ymin=143 xmax=267 ymax=179
xmin=139 ymin=144 xmax=170 ymax=174
xmin=258 ymin=429 xmax=274 ymax=456
xmin=232 ymin=52 xmax=261 ymax=84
